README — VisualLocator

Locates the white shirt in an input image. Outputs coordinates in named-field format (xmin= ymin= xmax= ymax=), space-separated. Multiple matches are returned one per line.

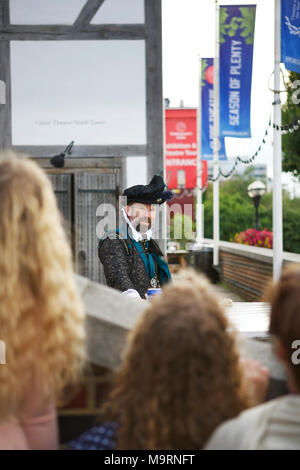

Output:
xmin=205 ymin=395 xmax=300 ymax=450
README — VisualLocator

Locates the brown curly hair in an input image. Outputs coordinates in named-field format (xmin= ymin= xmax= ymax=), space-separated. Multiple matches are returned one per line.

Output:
xmin=267 ymin=264 xmax=300 ymax=390
xmin=104 ymin=270 xmax=250 ymax=449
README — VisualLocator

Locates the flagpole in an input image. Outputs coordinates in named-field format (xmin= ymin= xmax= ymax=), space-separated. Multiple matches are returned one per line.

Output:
xmin=213 ymin=0 xmax=220 ymax=266
xmin=273 ymin=0 xmax=283 ymax=280
xmin=196 ymin=56 xmax=203 ymax=245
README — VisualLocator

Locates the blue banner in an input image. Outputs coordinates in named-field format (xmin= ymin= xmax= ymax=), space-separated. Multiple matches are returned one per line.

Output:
xmin=219 ymin=5 xmax=256 ymax=138
xmin=281 ymin=0 xmax=300 ymax=73
xmin=201 ymin=58 xmax=227 ymax=161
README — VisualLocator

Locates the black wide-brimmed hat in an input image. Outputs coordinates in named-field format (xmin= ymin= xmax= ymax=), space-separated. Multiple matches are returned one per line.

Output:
xmin=123 ymin=175 xmax=174 ymax=205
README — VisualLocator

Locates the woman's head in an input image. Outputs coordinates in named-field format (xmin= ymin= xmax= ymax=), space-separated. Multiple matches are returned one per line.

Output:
xmin=0 ymin=152 xmax=86 ymax=419
xmin=106 ymin=270 xmax=249 ymax=449
xmin=268 ymin=265 xmax=300 ymax=391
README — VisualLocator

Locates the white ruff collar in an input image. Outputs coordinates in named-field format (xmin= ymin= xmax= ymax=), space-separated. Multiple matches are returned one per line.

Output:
xmin=122 ymin=208 xmax=152 ymax=242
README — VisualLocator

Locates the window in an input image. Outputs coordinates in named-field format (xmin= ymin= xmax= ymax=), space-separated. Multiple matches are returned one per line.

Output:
xmin=10 ymin=0 xmax=87 ymax=25
xmin=91 ymin=0 xmax=144 ymax=24
xmin=11 ymin=40 xmax=146 ymax=145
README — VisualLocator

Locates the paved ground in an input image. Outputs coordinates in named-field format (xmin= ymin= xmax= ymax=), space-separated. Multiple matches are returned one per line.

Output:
xmin=215 ymin=283 xmax=245 ymax=302
xmin=172 ymin=272 xmax=245 ymax=302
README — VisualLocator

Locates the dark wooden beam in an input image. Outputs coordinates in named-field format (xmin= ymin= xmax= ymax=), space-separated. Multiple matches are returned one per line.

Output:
xmin=35 ymin=158 xmax=125 ymax=173
xmin=0 ymin=1 xmax=11 ymax=150
xmin=0 ymin=24 xmax=146 ymax=40
xmin=144 ymin=0 xmax=164 ymax=251
xmin=12 ymin=145 xmax=147 ymax=158
xmin=0 ymin=0 xmax=10 ymax=26
xmin=74 ymin=0 xmax=106 ymax=28
xmin=0 ymin=41 xmax=11 ymax=150
xmin=145 ymin=0 xmax=163 ymax=178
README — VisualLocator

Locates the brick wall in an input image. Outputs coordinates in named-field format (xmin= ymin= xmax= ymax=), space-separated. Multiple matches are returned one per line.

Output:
xmin=220 ymin=249 xmax=273 ymax=301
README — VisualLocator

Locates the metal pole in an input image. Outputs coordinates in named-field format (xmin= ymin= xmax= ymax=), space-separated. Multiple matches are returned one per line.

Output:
xmin=253 ymin=196 xmax=260 ymax=231
xmin=273 ymin=0 xmax=283 ymax=280
xmin=256 ymin=205 xmax=259 ymax=231
xmin=196 ymin=57 xmax=203 ymax=245
xmin=213 ymin=0 xmax=220 ymax=266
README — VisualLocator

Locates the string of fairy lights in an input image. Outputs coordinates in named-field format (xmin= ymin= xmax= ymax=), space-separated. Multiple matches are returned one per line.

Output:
xmin=202 ymin=114 xmax=300 ymax=186
xmin=163 ymin=113 xmax=300 ymax=190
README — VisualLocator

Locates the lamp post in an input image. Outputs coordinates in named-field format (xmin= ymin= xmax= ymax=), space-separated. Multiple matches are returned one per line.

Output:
xmin=247 ymin=180 xmax=266 ymax=230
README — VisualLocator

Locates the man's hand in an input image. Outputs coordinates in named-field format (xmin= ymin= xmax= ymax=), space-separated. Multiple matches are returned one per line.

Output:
xmin=240 ymin=358 xmax=270 ymax=406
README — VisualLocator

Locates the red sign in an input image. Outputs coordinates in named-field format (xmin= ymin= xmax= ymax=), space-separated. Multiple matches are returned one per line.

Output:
xmin=168 ymin=189 xmax=196 ymax=221
xmin=165 ymin=108 xmax=207 ymax=189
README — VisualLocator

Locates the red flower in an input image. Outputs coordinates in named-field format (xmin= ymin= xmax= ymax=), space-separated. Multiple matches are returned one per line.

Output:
xmin=234 ymin=228 xmax=273 ymax=249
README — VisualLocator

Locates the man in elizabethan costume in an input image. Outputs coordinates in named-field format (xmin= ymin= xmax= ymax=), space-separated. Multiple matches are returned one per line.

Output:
xmin=98 ymin=175 xmax=173 ymax=299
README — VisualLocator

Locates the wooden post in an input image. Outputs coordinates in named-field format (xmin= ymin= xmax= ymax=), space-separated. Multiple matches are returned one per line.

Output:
xmin=74 ymin=0 xmax=106 ymax=28
xmin=145 ymin=0 xmax=163 ymax=180
xmin=145 ymin=0 xmax=165 ymax=251
xmin=0 ymin=0 xmax=11 ymax=150
xmin=0 ymin=24 xmax=146 ymax=41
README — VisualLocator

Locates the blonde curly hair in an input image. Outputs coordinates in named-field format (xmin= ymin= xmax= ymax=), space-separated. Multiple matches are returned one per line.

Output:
xmin=0 ymin=152 xmax=86 ymax=420
xmin=104 ymin=269 xmax=250 ymax=449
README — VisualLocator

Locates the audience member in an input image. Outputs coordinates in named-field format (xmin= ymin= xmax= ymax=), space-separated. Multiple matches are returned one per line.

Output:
xmin=0 ymin=153 xmax=86 ymax=450
xmin=69 ymin=270 xmax=268 ymax=450
xmin=205 ymin=265 xmax=300 ymax=450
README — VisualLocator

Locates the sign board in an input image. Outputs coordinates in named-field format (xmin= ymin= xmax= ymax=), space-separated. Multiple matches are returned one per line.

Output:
xmin=165 ymin=108 xmax=207 ymax=190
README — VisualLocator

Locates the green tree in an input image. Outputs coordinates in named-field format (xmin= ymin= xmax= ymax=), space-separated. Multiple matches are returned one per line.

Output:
xmin=169 ymin=212 xmax=195 ymax=249
xmin=202 ymin=170 xmax=300 ymax=254
xmin=282 ymin=71 xmax=300 ymax=178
